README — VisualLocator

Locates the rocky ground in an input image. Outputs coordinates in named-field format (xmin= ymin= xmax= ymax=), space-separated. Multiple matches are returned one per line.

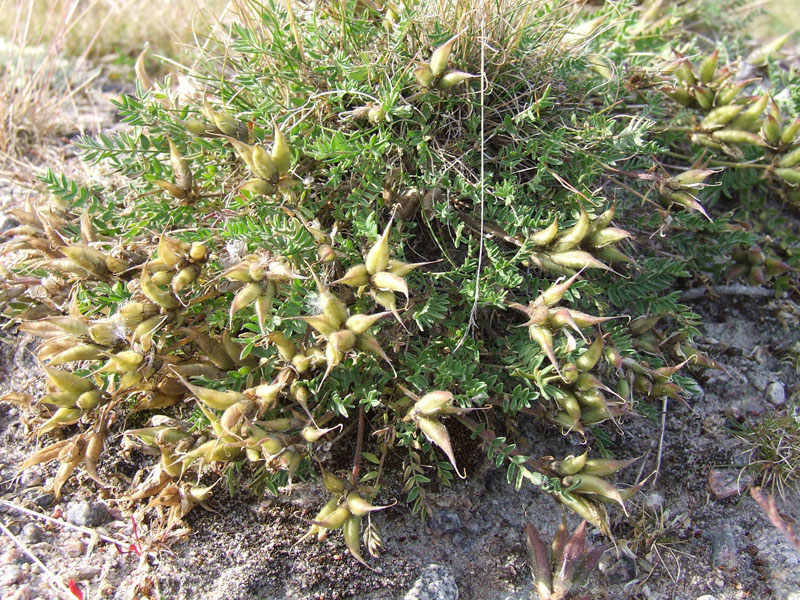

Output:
xmin=1 ymin=65 xmax=800 ymax=600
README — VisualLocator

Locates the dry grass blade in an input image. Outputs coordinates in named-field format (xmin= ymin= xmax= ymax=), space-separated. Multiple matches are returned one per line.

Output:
xmin=750 ymin=487 xmax=800 ymax=554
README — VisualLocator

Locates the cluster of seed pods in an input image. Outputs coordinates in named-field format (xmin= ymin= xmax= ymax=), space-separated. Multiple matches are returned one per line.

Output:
xmin=413 ymin=35 xmax=476 ymax=91
xmin=524 ymin=201 xmax=631 ymax=275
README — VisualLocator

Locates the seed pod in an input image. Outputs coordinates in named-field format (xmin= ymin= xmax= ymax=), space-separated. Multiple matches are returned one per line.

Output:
xmin=118 ymin=302 xmax=158 ymax=328
xmin=40 ymin=391 xmax=79 ymax=408
xmin=560 ymin=362 xmax=579 ymax=384
xmin=211 ymin=106 xmax=248 ymax=141
xmin=346 ymin=492 xmax=393 ymax=516
xmin=297 ymin=494 xmax=341 ymax=543
xmin=368 ymin=106 xmax=386 ymax=124
xmin=671 ymin=168 xmax=716 ymax=186
xmin=370 ymin=271 xmax=408 ymax=298
xmin=38 ymin=407 xmax=82 ymax=436
xmin=271 ymin=123 xmax=291 ymax=174
xmin=43 ymin=366 xmax=95 ymax=394
xmin=747 ymin=31 xmax=792 ymax=66
xmin=698 ymin=49 xmax=718 ymax=84
xmin=762 ymin=115 xmax=782 ymax=146
xmin=132 ymin=316 xmax=163 ymax=350
xmin=781 ymin=117 xmax=800 ymax=145
xmin=436 ymin=70 xmax=474 ymax=90
xmin=554 ymin=207 xmax=590 ymax=251
xmin=417 ymin=416 xmax=463 ymax=477
xmin=241 ymin=178 xmax=274 ymax=195
xmin=731 ymin=94 xmax=769 ymax=131
xmin=539 ymin=271 xmax=581 ymax=307
xmin=764 ymin=256 xmax=794 ymax=276
xmin=75 ymin=390 xmax=102 ymax=410
xmin=584 ymin=227 xmax=631 ymax=248
xmin=529 ymin=325 xmax=558 ymax=371
xmin=429 ymin=35 xmax=457 ymax=78
xmin=414 ymin=64 xmax=435 ymax=88
xmin=345 ymin=312 xmax=389 ymax=336
xmin=141 ymin=266 xmax=178 ymax=309
xmin=701 ymin=104 xmax=744 ymax=129
xmin=47 ymin=344 xmax=104 ymax=366
xmin=53 ymin=436 xmax=86 ymax=500
xmin=555 ymin=490 xmax=610 ymax=537
xmin=314 ymin=504 xmax=351 ymax=530
xmin=697 ymin=87 xmax=714 ymax=109
xmin=604 ymin=346 xmax=622 ymax=370
xmin=150 ymin=270 xmax=175 ymax=286
xmin=778 ymin=146 xmax=800 ymax=168
xmin=673 ymin=59 xmax=695 ymax=86
xmin=576 ymin=335 xmax=604 ymax=372
xmin=551 ymin=250 xmax=610 ymax=271
xmin=317 ymin=288 xmax=349 ymax=330
xmin=387 ymin=259 xmax=434 ymax=277
xmin=221 ymin=400 xmax=257 ymax=436
xmin=343 ymin=514 xmax=369 ymax=567
xmin=252 ymin=145 xmax=277 ymax=181
xmin=662 ymin=86 xmax=692 ymax=106
xmin=554 ymin=390 xmax=581 ymax=422
xmin=61 ymin=246 xmax=109 ymax=277
xmin=365 ymin=216 xmax=394 ymax=275
xmin=370 ymin=289 xmax=403 ymax=325
xmin=183 ymin=118 xmax=206 ymax=135
xmin=530 ymin=218 xmax=558 ymax=246
xmin=713 ymin=129 xmax=767 ymax=146
xmin=103 ymin=253 xmax=132 ymax=274
xmin=776 ymin=168 xmax=800 ymax=185
xmin=229 ymin=282 xmax=262 ymax=326
xmin=267 ymin=331 xmax=297 ymax=361
xmin=172 ymin=265 xmax=200 ymax=294
xmin=168 ymin=139 xmax=192 ymax=192
xmin=669 ymin=191 xmax=711 ymax=220
xmin=581 ymin=457 xmax=637 ymax=477
xmin=184 ymin=380 xmax=249 ymax=411
xmin=413 ymin=390 xmax=454 ymax=417
xmin=355 ymin=331 xmax=394 ymax=370
xmin=554 ymin=450 xmax=588 ymax=475
xmin=335 ymin=264 xmax=370 ymax=287
xmin=153 ymin=180 xmax=187 ymax=200
xmin=562 ymin=474 xmax=628 ymax=514
xmin=84 ymin=422 xmax=108 ymax=485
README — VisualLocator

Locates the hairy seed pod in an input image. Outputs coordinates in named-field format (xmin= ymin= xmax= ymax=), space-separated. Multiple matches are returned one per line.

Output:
xmin=252 ymin=145 xmax=277 ymax=181
xmin=417 ymin=416 xmax=462 ymax=477
xmin=132 ymin=316 xmax=163 ymax=350
xmin=183 ymin=118 xmax=206 ymax=135
xmin=221 ymin=400 xmax=257 ymax=436
xmin=315 ymin=504 xmax=351 ymax=530
xmin=47 ymin=344 xmax=104 ymax=366
xmin=212 ymin=109 xmax=248 ymax=141
xmin=713 ymin=129 xmax=767 ymax=146
xmin=550 ymin=250 xmax=610 ymax=271
xmin=346 ymin=492 xmax=392 ymax=516
xmin=345 ymin=312 xmax=389 ymax=336
xmin=40 ymin=391 xmax=79 ymax=408
xmin=669 ymin=191 xmax=710 ymax=219
xmin=781 ymin=117 xmax=800 ymax=146
xmin=414 ymin=64 xmax=435 ymax=88
xmin=185 ymin=381 xmax=249 ymax=411
xmin=270 ymin=124 xmax=291 ymax=175
xmin=84 ymin=424 xmax=107 ymax=486
xmin=430 ymin=35 xmax=457 ymax=78
xmin=230 ymin=282 xmax=263 ymax=326
xmin=673 ymin=59 xmax=695 ymax=86
xmin=576 ymin=335 xmax=604 ymax=372
xmin=43 ymin=366 xmax=95 ymax=394
xmin=436 ymin=70 xmax=474 ymax=90
xmin=189 ymin=242 xmax=207 ymax=262
xmin=715 ymin=80 xmax=749 ymax=106
xmin=298 ymin=495 xmax=341 ymax=543
xmin=662 ymin=86 xmax=692 ymax=106
xmin=60 ymin=246 xmax=109 ymax=277
xmin=731 ymin=95 xmax=769 ymax=131
xmin=343 ymin=514 xmax=369 ymax=566
xmin=298 ymin=314 xmax=338 ymax=338
xmin=554 ymin=390 xmax=581 ymax=422
xmin=365 ymin=216 xmax=394 ymax=275
xmin=701 ymin=104 xmax=744 ymax=129
xmin=355 ymin=332 xmax=393 ymax=369
xmin=150 ymin=270 xmax=175 ymax=286
xmin=747 ymin=31 xmax=792 ymax=66
xmin=168 ymin=138 xmax=192 ymax=192
xmin=172 ymin=265 xmax=200 ymax=294
xmin=582 ymin=457 xmax=637 ymax=477
xmin=697 ymin=88 xmax=714 ymax=109
xmin=554 ymin=450 xmax=588 ymax=475
xmin=778 ymin=146 xmax=800 ymax=168
xmin=53 ymin=436 xmax=86 ymax=500
xmin=318 ymin=290 xmax=349 ymax=329
xmin=268 ymin=331 xmax=297 ymax=361
xmin=554 ymin=207 xmax=590 ymax=251
xmin=539 ymin=271 xmax=581 ymax=307
xmin=584 ymin=227 xmax=631 ymax=248
xmin=336 ymin=264 xmax=370 ymax=287
xmin=414 ymin=390 xmax=454 ymax=417
xmin=560 ymin=362 xmax=579 ymax=384
xmin=75 ymin=390 xmax=102 ymax=410
xmin=529 ymin=325 xmax=558 ymax=371
xmin=530 ymin=218 xmax=558 ymax=246
xmin=141 ymin=266 xmax=178 ymax=309
xmin=38 ymin=407 xmax=82 ymax=436
xmin=762 ymin=115 xmax=782 ymax=146
xmin=251 ymin=383 xmax=284 ymax=413
xmin=562 ymin=474 xmax=627 ymax=513
xmin=153 ymin=180 xmax=187 ymax=200
xmin=776 ymin=168 xmax=800 ymax=185
xmin=159 ymin=236 xmax=188 ymax=267
xmin=698 ymin=49 xmax=718 ymax=84
xmin=370 ymin=271 xmax=408 ymax=298
xmin=671 ymin=169 xmax=716 ymax=186
xmin=241 ymin=178 xmax=275 ymax=195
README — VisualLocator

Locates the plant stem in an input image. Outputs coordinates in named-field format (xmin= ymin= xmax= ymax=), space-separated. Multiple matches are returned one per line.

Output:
xmin=664 ymin=150 xmax=770 ymax=170
xmin=351 ymin=405 xmax=365 ymax=486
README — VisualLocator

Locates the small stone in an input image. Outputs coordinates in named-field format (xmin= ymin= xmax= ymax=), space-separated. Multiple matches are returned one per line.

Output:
xmin=707 ymin=523 xmax=739 ymax=568
xmin=18 ymin=471 xmax=43 ymax=489
xmin=19 ymin=524 xmax=43 ymax=545
xmin=708 ymin=469 xmax=752 ymax=499
xmin=66 ymin=539 xmax=85 ymax=558
xmin=404 ymin=564 xmax=458 ymax=600
xmin=766 ymin=382 xmax=786 ymax=407
xmin=9 ymin=584 xmax=32 ymax=600
xmin=696 ymin=596 xmax=718 ymax=600
xmin=33 ymin=495 xmax=53 ymax=509
xmin=0 ymin=564 xmax=24 ymax=586
xmin=430 ymin=510 xmax=462 ymax=537
xmin=66 ymin=501 xmax=111 ymax=528
xmin=74 ymin=566 xmax=100 ymax=580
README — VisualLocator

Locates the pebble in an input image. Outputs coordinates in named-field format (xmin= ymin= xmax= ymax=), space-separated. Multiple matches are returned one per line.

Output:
xmin=403 ymin=564 xmax=458 ymax=600
xmin=8 ymin=584 xmax=32 ymax=600
xmin=1 ymin=564 xmax=24 ymax=587
xmin=708 ymin=469 xmax=752 ymax=499
xmin=430 ymin=511 xmax=462 ymax=537
xmin=766 ymin=382 xmax=786 ymax=407
xmin=66 ymin=539 xmax=85 ymax=558
xmin=66 ymin=501 xmax=111 ymax=528
xmin=696 ymin=596 xmax=718 ymax=600
xmin=74 ymin=566 xmax=101 ymax=580
xmin=18 ymin=471 xmax=44 ymax=489
xmin=706 ymin=523 xmax=740 ymax=568
xmin=19 ymin=524 xmax=43 ymax=545
xmin=33 ymin=495 xmax=53 ymax=509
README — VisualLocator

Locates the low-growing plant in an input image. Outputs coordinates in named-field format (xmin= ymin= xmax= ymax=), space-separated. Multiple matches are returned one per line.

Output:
xmin=0 ymin=0 xmax=798 ymax=580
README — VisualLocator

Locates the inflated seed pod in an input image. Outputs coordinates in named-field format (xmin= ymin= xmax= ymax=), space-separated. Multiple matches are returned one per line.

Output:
xmin=701 ymin=104 xmax=744 ymax=129
xmin=355 ymin=332 xmax=394 ymax=369
xmin=540 ymin=271 xmax=581 ymax=307
xmin=413 ymin=390 xmax=454 ymax=417
xmin=343 ymin=514 xmax=369 ymax=567
xmin=314 ymin=504 xmax=351 ymax=530
xmin=298 ymin=494 xmax=341 ymax=543
xmin=184 ymin=380 xmax=249 ymax=411
xmin=271 ymin=123 xmax=291 ymax=175
xmin=581 ymin=457 xmax=637 ymax=477
xmin=414 ymin=64 xmax=435 ymax=88
xmin=53 ymin=435 xmax=86 ymax=500
xmin=562 ymin=474 xmax=627 ymax=513
xmin=346 ymin=492 xmax=393 ymax=516
xmin=436 ymin=70 xmax=474 ymax=90
xmin=529 ymin=325 xmax=558 ymax=371
xmin=172 ymin=265 xmax=200 ymax=294
xmin=698 ymin=49 xmax=718 ymax=84
xmin=584 ymin=227 xmax=631 ymax=248
xmin=252 ymin=145 xmax=277 ymax=181
xmin=168 ymin=138 xmax=192 ymax=193
xmin=576 ymin=335 xmax=604 ymax=371
xmin=554 ymin=390 xmax=581 ymax=423
xmin=40 ymin=391 xmax=79 ymax=408
xmin=762 ymin=115 xmax=782 ymax=146
xmin=713 ymin=129 xmax=767 ymax=146
xmin=298 ymin=314 xmax=339 ymax=337
xmin=416 ymin=416 xmax=462 ymax=477
xmin=370 ymin=271 xmax=408 ymax=298
xmin=554 ymin=450 xmax=588 ymax=475
xmin=75 ymin=390 xmax=103 ymax=410
xmin=345 ymin=312 xmax=389 ymax=336
xmin=38 ymin=407 xmax=82 ymax=435
xmin=47 ymin=344 xmax=104 ymax=366
xmin=554 ymin=208 xmax=589 ymax=251
xmin=529 ymin=218 xmax=558 ymax=246
xmin=778 ymin=146 xmax=800 ymax=168
xmin=731 ymin=95 xmax=769 ymax=131
xmin=336 ymin=264 xmax=370 ymax=287
xmin=429 ymin=35 xmax=457 ymax=77
xmin=365 ymin=216 xmax=394 ymax=275
xmin=781 ymin=117 xmax=800 ymax=145
xmin=230 ymin=282 xmax=263 ymax=326
xmin=153 ymin=180 xmax=187 ymax=200
xmin=715 ymin=81 xmax=749 ymax=106
xmin=560 ymin=362 xmax=579 ymax=385
xmin=84 ymin=422 xmax=108 ymax=485
xmin=141 ymin=266 xmax=178 ymax=310
xmin=549 ymin=250 xmax=610 ymax=271
xmin=747 ymin=31 xmax=792 ymax=66
xmin=776 ymin=168 xmax=800 ymax=185
xmin=43 ymin=366 xmax=95 ymax=395
xmin=61 ymin=246 xmax=109 ymax=277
